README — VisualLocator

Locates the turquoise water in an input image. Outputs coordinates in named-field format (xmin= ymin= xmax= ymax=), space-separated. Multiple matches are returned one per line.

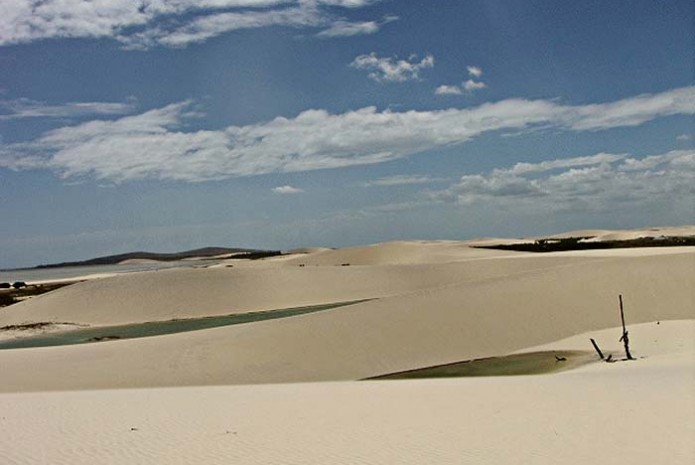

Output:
xmin=0 ymin=299 xmax=369 ymax=350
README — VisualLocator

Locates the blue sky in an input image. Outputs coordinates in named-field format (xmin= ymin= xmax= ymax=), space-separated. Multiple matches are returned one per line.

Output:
xmin=0 ymin=0 xmax=693 ymax=268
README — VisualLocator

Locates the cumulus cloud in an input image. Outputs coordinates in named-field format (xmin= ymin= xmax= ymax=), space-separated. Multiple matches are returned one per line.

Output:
xmin=432 ymin=150 xmax=695 ymax=212
xmin=463 ymin=79 xmax=486 ymax=92
xmin=437 ymin=66 xmax=486 ymax=95
xmin=1 ymin=86 xmax=694 ymax=183
xmin=0 ymin=0 xmax=388 ymax=49
xmin=676 ymin=133 xmax=692 ymax=141
xmin=365 ymin=174 xmax=444 ymax=186
xmin=351 ymin=53 xmax=434 ymax=82
xmin=434 ymin=85 xmax=463 ymax=96
xmin=272 ymin=185 xmax=304 ymax=194
xmin=467 ymin=66 xmax=483 ymax=78
xmin=0 ymin=98 xmax=136 ymax=120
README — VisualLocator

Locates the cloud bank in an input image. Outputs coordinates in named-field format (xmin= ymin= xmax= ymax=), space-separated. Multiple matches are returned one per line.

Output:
xmin=432 ymin=149 xmax=695 ymax=213
xmin=1 ymin=86 xmax=693 ymax=183
xmin=0 ymin=0 xmax=387 ymax=49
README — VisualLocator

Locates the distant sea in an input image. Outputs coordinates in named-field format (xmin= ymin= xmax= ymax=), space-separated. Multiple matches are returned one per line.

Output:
xmin=0 ymin=261 xmax=214 ymax=284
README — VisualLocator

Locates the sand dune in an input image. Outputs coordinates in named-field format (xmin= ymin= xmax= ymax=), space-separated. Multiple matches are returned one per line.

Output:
xmin=0 ymin=248 xmax=692 ymax=391
xmin=4 ymin=240 xmax=691 ymax=329
xmin=0 ymin=248 xmax=590 ymax=327
xmin=276 ymin=240 xmax=522 ymax=266
xmin=1 ymin=227 xmax=693 ymax=464
xmin=1 ymin=321 xmax=692 ymax=465
xmin=543 ymin=225 xmax=695 ymax=241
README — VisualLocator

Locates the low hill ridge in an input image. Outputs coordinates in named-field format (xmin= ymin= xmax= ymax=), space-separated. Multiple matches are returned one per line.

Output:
xmin=26 ymin=246 xmax=273 ymax=269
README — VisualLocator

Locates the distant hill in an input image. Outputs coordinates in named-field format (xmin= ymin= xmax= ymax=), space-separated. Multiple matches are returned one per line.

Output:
xmin=31 ymin=247 xmax=281 ymax=269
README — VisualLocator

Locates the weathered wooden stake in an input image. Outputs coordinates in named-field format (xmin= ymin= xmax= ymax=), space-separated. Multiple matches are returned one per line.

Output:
xmin=618 ymin=294 xmax=635 ymax=360
xmin=590 ymin=338 xmax=605 ymax=360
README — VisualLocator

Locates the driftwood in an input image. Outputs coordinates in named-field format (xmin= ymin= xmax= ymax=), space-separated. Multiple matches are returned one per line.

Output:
xmin=590 ymin=338 xmax=605 ymax=360
xmin=618 ymin=294 xmax=635 ymax=360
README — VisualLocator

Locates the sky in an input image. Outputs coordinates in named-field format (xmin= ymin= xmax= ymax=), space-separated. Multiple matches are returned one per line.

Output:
xmin=0 ymin=0 xmax=693 ymax=268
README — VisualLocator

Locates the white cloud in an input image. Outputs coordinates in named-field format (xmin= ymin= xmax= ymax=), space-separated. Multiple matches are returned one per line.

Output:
xmin=433 ymin=150 xmax=695 ymax=212
xmin=0 ymin=98 xmax=136 ymax=120
xmin=565 ymin=88 xmax=695 ymax=131
xmin=351 ymin=53 xmax=434 ymax=83
xmin=507 ymin=153 xmax=627 ymax=175
xmin=365 ymin=174 xmax=443 ymax=186
xmin=467 ymin=66 xmax=483 ymax=78
xmin=463 ymin=79 xmax=486 ymax=92
xmin=315 ymin=0 xmax=380 ymax=6
xmin=120 ymin=4 xmax=321 ymax=49
xmin=272 ymin=185 xmax=304 ymax=194
xmin=435 ymin=85 xmax=463 ymax=96
xmin=316 ymin=15 xmax=395 ymax=38
xmin=2 ymin=86 xmax=694 ymax=183
xmin=437 ymin=67 xmax=486 ymax=95
xmin=317 ymin=20 xmax=379 ymax=38
xmin=676 ymin=133 xmax=692 ymax=141
xmin=0 ymin=0 xmax=388 ymax=49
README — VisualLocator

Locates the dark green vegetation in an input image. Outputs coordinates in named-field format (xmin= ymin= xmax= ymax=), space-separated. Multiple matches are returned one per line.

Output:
xmin=474 ymin=236 xmax=695 ymax=253
xmin=14 ymin=247 xmax=281 ymax=270
xmin=0 ymin=282 xmax=76 ymax=308
xmin=0 ymin=299 xmax=370 ymax=350
xmin=219 ymin=250 xmax=284 ymax=260
xmin=365 ymin=350 xmax=596 ymax=380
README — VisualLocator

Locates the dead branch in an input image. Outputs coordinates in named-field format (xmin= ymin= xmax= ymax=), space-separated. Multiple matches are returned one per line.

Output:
xmin=618 ymin=294 xmax=635 ymax=360
xmin=590 ymin=338 xmax=605 ymax=360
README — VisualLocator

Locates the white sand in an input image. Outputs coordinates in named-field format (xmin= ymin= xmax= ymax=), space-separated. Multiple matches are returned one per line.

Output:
xmin=0 ymin=246 xmax=692 ymax=391
xmin=543 ymin=225 xmax=695 ymax=241
xmin=0 ymin=321 xmax=692 ymax=465
xmin=0 ymin=247 xmax=586 ymax=326
xmin=0 ymin=226 xmax=693 ymax=463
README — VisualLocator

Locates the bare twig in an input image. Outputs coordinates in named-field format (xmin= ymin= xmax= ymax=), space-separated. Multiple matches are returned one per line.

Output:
xmin=618 ymin=294 xmax=635 ymax=360
xmin=590 ymin=338 xmax=605 ymax=360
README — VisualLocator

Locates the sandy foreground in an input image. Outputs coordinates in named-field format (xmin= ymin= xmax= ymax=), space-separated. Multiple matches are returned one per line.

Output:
xmin=0 ymin=226 xmax=693 ymax=463
xmin=1 ymin=321 xmax=693 ymax=464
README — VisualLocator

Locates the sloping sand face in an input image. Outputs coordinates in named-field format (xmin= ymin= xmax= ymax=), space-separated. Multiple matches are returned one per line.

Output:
xmin=0 ymin=247 xmax=599 ymax=327
xmin=0 ymin=247 xmax=692 ymax=391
